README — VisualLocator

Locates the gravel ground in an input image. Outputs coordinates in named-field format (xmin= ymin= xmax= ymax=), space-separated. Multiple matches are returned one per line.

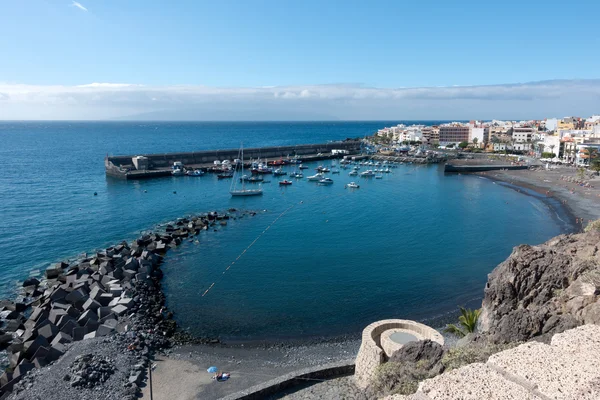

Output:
xmin=8 ymin=334 xmax=146 ymax=400
xmin=141 ymin=338 xmax=361 ymax=400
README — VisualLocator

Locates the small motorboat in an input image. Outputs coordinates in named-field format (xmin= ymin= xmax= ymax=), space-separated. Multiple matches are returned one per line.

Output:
xmin=172 ymin=168 xmax=184 ymax=176
xmin=279 ymin=180 xmax=293 ymax=186
xmin=308 ymin=173 xmax=325 ymax=181
xmin=273 ymin=168 xmax=287 ymax=176
xmin=290 ymin=172 xmax=303 ymax=178
xmin=360 ymin=170 xmax=375 ymax=177
xmin=299 ymin=164 xmax=308 ymax=170
xmin=317 ymin=178 xmax=334 ymax=185
xmin=349 ymin=170 xmax=358 ymax=176
xmin=375 ymin=175 xmax=383 ymax=179
xmin=218 ymin=171 xmax=234 ymax=179
xmin=240 ymin=175 xmax=263 ymax=183
xmin=331 ymin=169 xmax=340 ymax=174
xmin=345 ymin=182 xmax=360 ymax=188
xmin=186 ymin=169 xmax=204 ymax=176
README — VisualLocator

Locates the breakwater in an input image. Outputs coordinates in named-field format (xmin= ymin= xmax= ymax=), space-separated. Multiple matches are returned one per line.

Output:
xmin=105 ymin=140 xmax=361 ymax=179
xmin=0 ymin=209 xmax=251 ymax=398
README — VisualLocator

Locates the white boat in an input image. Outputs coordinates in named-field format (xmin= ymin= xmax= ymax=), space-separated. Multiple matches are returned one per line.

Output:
xmin=331 ymin=169 xmax=340 ymax=174
xmin=375 ymin=175 xmax=383 ymax=179
xmin=186 ymin=169 xmax=204 ymax=176
xmin=273 ymin=167 xmax=287 ymax=176
xmin=308 ymin=173 xmax=324 ymax=181
xmin=349 ymin=170 xmax=358 ymax=176
xmin=345 ymin=182 xmax=360 ymax=188
xmin=290 ymin=172 xmax=303 ymax=178
xmin=317 ymin=177 xmax=334 ymax=185
xmin=230 ymin=143 xmax=263 ymax=197
xmin=172 ymin=168 xmax=184 ymax=176
xmin=360 ymin=170 xmax=375 ymax=177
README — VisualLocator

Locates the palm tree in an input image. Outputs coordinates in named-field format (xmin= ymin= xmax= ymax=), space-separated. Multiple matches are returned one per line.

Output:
xmin=472 ymin=137 xmax=478 ymax=147
xmin=444 ymin=307 xmax=481 ymax=337
xmin=582 ymin=147 xmax=599 ymax=166
xmin=549 ymin=144 xmax=556 ymax=158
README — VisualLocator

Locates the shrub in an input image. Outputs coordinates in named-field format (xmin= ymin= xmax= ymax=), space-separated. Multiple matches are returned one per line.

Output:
xmin=441 ymin=342 xmax=517 ymax=371
xmin=585 ymin=219 xmax=600 ymax=233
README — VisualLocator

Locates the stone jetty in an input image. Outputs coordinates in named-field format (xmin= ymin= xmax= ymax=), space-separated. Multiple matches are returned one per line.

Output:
xmin=0 ymin=209 xmax=247 ymax=398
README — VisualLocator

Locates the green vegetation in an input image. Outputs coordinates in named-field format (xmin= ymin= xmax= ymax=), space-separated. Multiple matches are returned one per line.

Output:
xmin=458 ymin=141 xmax=469 ymax=149
xmin=441 ymin=342 xmax=518 ymax=372
xmin=582 ymin=147 xmax=599 ymax=165
xmin=585 ymin=219 xmax=600 ymax=233
xmin=541 ymin=152 xmax=555 ymax=159
xmin=472 ymin=137 xmax=478 ymax=145
xmin=444 ymin=307 xmax=481 ymax=337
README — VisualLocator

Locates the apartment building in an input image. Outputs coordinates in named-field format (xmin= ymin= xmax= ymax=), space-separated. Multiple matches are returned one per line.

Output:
xmin=439 ymin=125 xmax=470 ymax=144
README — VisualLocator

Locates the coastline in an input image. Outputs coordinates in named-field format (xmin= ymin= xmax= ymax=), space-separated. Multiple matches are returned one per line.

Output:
xmin=474 ymin=166 xmax=600 ymax=231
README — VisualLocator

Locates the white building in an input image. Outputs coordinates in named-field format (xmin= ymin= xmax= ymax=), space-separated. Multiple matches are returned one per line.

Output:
xmin=544 ymin=118 xmax=558 ymax=132
xmin=542 ymin=135 xmax=561 ymax=158
xmin=471 ymin=127 xmax=484 ymax=145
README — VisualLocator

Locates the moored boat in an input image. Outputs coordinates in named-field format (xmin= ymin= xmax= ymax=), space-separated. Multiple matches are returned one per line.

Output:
xmin=273 ymin=168 xmax=287 ymax=176
xmin=345 ymin=182 xmax=360 ymax=188
xmin=279 ymin=180 xmax=293 ymax=186
xmin=230 ymin=143 xmax=263 ymax=197
xmin=360 ymin=170 xmax=375 ymax=177
xmin=308 ymin=172 xmax=325 ymax=181
xmin=317 ymin=177 xmax=334 ymax=185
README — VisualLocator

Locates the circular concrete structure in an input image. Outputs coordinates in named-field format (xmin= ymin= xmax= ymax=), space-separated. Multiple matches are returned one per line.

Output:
xmin=354 ymin=319 xmax=444 ymax=389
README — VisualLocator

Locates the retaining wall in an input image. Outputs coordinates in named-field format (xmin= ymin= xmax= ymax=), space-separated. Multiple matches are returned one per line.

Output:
xmin=354 ymin=319 xmax=444 ymax=389
xmin=220 ymin=360 xmax=355 ymax=400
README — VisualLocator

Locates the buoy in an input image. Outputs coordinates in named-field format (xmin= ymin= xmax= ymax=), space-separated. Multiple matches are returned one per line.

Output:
xmin=93 ymin=192 xmax=97 ymax=196
xmin=144 ymin=190 xmax=147 ymax=193
xmin=173 ymin=191 xmax=177 ymax=194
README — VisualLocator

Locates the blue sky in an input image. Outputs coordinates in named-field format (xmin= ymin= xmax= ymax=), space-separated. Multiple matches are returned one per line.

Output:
xmin=0 ymin=0 xmax=599 ymax=120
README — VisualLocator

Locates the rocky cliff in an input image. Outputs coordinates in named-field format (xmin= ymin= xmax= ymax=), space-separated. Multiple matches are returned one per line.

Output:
xmin=479 ymin=229 xmax=600 ymax=343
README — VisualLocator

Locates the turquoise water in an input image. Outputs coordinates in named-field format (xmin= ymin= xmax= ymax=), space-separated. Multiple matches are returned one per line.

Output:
xmin=0 ymin=121 xmax=572 ymax=341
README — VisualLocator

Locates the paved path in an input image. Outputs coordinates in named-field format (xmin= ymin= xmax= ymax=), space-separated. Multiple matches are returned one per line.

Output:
xmin=386 ymin=324 xmax=600 ymax=400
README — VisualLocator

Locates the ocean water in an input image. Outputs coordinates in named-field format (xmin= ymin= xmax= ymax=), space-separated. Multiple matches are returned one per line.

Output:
xmin=0 ymin=121 xmax=572 ymax=341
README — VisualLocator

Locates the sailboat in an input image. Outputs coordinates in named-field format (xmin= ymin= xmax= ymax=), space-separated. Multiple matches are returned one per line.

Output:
xmin=230 ymin=143 xmax=263 ymax=197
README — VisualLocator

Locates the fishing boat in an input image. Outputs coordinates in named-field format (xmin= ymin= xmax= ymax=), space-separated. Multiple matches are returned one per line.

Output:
xmin=251 ymin=160 xmax=273 ymax=175
xmin=345 ymin=182 xmax=360 ymax=188
xmin=307 ymin=173 xmax=324 ymax=181
xmin=230 ymin=144 xmax=263 ymax=197
xmin=317 ymin=177 xmax=334 ymax=185
xmin=279 ymin=180 xmax=293 ymax=186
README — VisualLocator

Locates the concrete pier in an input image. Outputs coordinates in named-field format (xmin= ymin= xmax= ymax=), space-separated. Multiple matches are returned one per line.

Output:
xmin=105 ymin=140 xmax=361 ymax=179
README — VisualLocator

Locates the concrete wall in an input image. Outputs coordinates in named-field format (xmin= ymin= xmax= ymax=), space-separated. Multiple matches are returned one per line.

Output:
xmin=220 ymin=360 xmax=355 ymax=400
xmin=106 ymin=141 xmax=361 ymax=169
xmin=354 ymin=319 xmax=444 ymax=389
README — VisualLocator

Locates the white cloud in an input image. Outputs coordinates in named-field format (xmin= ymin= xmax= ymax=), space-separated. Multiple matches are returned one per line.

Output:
xmin=71 ymin=1 xmax=88 ymax=12
xmin=0 ymin=80 xmax=599 ymax=120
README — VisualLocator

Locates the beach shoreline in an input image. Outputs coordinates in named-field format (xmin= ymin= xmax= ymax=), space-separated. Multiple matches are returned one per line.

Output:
xmin=473 ymin=166 xmax=600 ymax=231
